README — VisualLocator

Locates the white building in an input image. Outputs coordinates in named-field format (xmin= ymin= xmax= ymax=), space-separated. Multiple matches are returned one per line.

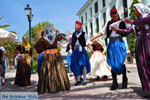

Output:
xmin=77 ymin=0 xmax=150 ymax=47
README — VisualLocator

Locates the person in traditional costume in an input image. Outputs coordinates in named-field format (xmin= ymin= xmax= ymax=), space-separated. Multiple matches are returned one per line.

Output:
xmin=90 ymin=8 xmax=128 ymax=90
xmin=34 ymin=25 xmax=70 ymax=94
xmin=14 ymin=36 xmax=32 ymax=86
xmin=71 ymin=21 xmax=92 ymax=85
xmin=111 ymin=3 xmax=150 ymax=91
xmin=0 ymin=46 xmax=6 ymax=85
xmin=89 ymin=39 xmax=111 ymax=80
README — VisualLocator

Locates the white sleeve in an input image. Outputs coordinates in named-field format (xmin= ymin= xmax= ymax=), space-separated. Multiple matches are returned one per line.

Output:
xmin=58 ymin=43 xmax=67 ymax=48
xmin=125 ymin=23 xmax=131 ymax=29
xmin=100 ymin=23 xmax=107 ymax=35
xmin=84 ymin=33 xmax=92 ymax=45
xmin=0 ymin=47 xmax=5 ymax=52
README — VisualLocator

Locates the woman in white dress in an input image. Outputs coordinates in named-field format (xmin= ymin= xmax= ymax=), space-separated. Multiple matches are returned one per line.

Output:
xmin=89 ymin=39 xmax=111 ymax=80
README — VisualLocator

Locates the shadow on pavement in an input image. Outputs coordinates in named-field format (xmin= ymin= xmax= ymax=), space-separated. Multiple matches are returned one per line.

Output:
xmin=130 ymin=86 xmax=150 ymax=99
xmin=38 ymin=90 xmax=143 ymax=100
xmin=38 ymin=83 xmax=144 ymax=99
xmin=0 ymin=77 xmax=38 ymax=92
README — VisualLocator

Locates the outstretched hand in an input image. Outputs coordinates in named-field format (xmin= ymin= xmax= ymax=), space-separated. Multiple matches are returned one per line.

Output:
xmin=124 ymin=18 xmax=134 ymax=24
xmin=88 ymin=44 xmax=94 ymax=54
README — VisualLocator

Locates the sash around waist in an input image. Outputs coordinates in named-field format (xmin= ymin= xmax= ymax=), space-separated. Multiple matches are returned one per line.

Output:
xmin=109 ymin=37 xmax=123 ymax=42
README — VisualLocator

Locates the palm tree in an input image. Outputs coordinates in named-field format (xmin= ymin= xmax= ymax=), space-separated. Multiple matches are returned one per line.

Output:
xmin=0 ymin=16 xmax=17 ymax=69
xmin=0 ymin=16 xmax=11 ymax=29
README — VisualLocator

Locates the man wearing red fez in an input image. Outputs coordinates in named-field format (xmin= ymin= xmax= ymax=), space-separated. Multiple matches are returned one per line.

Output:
xmin=71 ymin=21 xmax=92 ymax=85
xmin=90 ymin=8 xmax=128 ymax=90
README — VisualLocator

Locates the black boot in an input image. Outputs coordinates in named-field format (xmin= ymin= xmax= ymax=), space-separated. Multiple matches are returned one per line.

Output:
xmin=96 ymin=76 xmax=100 ymax=80
xmin=122 ymin=64 xmax=128 ymax=89
xmin=110 ymin=71 xmax=118 ymax=90
xmin=74 ymin=81 xmax=81 ymax=86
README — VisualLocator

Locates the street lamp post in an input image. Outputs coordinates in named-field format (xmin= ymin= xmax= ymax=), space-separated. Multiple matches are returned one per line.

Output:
xmin=24 ymin=4 xmax=33 ymax=45
xmin=24 ymin=4 xmax=34 ymax=74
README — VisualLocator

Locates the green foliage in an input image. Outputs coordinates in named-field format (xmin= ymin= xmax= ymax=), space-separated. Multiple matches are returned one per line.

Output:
xmin=0 ymin=16 xmax=11 ymax=29
xmin=57 ymin=46 xmax=61 ymax=51
xmin=32 ymin=59 xmax=38 ymax=72
xmin=129 ymin=0 xmax=139 ymax=20
xmin=0 ymin=16 xmax=16 ymax=34
xmin=9 ymin=31 xmax=17 ymax=34
xmin=86 ymin=50 xmax=92 ymax=58
xmin=0 ymin=24 xmax=11 ymax=29
xmin=104 ymin=50 xmax=107 ymax=56
xmin=127 ymin=0 xmax=139 ymax=56
xmin=0 ymin=16 xmax=17 ymax=68
xmin=25 ymin=21 xmax=53 ymax=45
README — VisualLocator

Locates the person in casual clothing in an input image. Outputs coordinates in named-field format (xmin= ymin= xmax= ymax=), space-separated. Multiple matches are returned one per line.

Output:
xmin=35 ymin=25 xmax=70 ymax=94
xmin=89 ymin=39 xmax=111 ymax=80
xmin=90 ymin=8 xmax=128 ymax=90
xmin=37 ymin=31 xmax=45 ymax=77
xmin=0 ymin=46 xmax=6 ymax=85
xmin=71 ymin=21 xmax=92 ymax=85
xmin=14 ymin=36 xmax=32 ymax=86
xmin=66 ymin=35 xmax=73 ymax=76
xmin=111 ymin=3 xmax=150 ymax=91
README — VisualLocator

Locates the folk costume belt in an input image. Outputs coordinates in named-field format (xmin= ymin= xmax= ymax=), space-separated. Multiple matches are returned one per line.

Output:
xmin=74 ymin=45 xmax=80 ymax=50
xmin=109 ymin=37 xmax=123 ymax=42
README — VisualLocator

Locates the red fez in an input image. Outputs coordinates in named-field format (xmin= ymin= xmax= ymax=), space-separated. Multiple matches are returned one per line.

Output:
xmin=110 ymin=8 xmax=118 ymax=14
xmin=41 ymin=31 xmax=44 ymax=37
xmin=75 ymin=21 xmax=82 ymax=26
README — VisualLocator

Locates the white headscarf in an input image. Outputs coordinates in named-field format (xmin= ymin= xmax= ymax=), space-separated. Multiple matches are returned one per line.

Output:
xmin=43 ymin=25 xmax=56 ymax=45
xmin=94 ymin=38 xmax=106 ymax=50
xmin=133 ymin=3 xmax=150 ymax=18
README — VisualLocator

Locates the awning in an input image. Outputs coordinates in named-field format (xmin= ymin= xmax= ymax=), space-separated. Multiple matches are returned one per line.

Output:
xmin=0 ymin=28 xmax=17 ymax=43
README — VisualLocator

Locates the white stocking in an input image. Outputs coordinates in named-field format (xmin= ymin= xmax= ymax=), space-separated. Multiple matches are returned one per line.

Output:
xmin=83 ymin=67 xmax=87 ymax=82
xmin=77 ymin=75 xmax=81 ymax=82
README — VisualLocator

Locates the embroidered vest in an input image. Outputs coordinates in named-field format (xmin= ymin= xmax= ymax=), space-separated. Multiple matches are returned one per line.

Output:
xmin=106 ymin=20 xmax=126 ymax=38
xmin=72 ymin=31 xmax=86 ymax=50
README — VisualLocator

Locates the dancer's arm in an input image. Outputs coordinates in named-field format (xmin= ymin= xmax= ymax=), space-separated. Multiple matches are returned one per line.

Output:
xmin=90 ymin=32 xmax=103 ymax=41
xmin=111 ymin=26 xmax=134 ymax=36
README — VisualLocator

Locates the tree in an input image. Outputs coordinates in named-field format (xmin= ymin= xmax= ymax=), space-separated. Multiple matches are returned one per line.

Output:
xmin=25 ymin=21 xmax=54 ymax=45
xmin=0 ymin=16 xmax=18 ymax=69
xmin=0 ymin=16 xmax=16 ymax=34
xmin=0 ymin=16 xmax=11 ymax=29
xmin=128 ymin=0 xmax=139 ymax=56
xmin=25 ymin=21 xmax=54 ymax=59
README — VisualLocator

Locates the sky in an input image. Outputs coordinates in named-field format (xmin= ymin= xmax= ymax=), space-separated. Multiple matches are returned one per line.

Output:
xmin=0 ymin=0 xmax=87 ymax=42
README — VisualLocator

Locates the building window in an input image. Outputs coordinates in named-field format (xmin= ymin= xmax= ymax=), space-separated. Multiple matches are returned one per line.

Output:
xmin=85 ymin=12 xmax=87 ymax=22
xmin=96 ymin=18 xmax=99 ymax=32
xmin=90 ymin=7 xmax=92 ymax=18
xmin=86 ymin=25 xmax=88 ymax=33
xmin=103 ymin=12 xmax=106 ymax=25
xmin=81 ymin=16 xmax=84 ymax=24
xmin=90 ymin=22 xmax=93 ymax=36
xmin=94 ymin=2 xmax=98 ymax=13
xmin=102 ymin=0 xmax=105 ymax=7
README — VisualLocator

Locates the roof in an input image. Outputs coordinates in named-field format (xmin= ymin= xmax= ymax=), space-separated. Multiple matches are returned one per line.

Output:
xmin=76 ymin=0 xmax=91 ymax=16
